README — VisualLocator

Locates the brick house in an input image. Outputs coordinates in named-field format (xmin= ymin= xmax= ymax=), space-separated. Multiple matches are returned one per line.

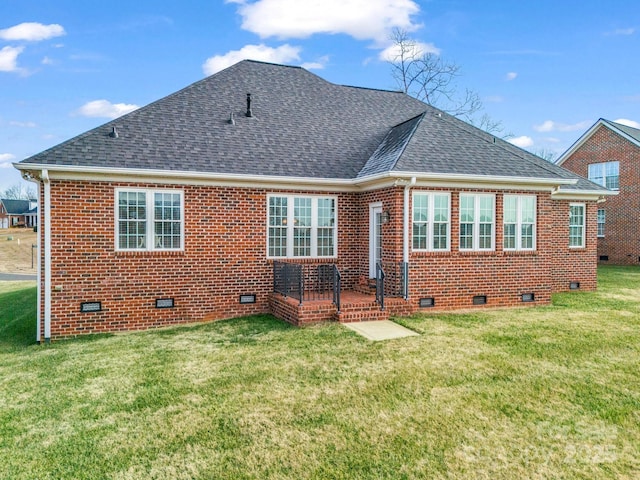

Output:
xmin=557 ymin=119 xmax=638 ymax=264
xmin=15 ymin=60 xmax=611 ymax=341
xmin=0 ymin=198 xmax=38 ymax=229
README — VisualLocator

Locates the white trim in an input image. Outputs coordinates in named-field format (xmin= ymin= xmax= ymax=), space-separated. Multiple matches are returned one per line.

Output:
xmin=569 ymin=203 xmax=586 ymax=249
xmin=15 ymin=162 xmax=581 ymax=192
xmin=459 ymin=193 xmax=496 ymax=251
xmin=266 ymin=194 xmax=338 ymax=259
xmin=411 ymin=191 xmax=451 ymax=252
xmin=503 ymin=194 xmax=537 ymax=251
xmin=114 ymin=188 xmax=185 ymax=252
xmin=42 ymin=170 xmax=51 ymax=341
xmin=369 ymin=202 xmax=382 ymax=278
xmin=557 ymin=119 xmax=640 ymax=165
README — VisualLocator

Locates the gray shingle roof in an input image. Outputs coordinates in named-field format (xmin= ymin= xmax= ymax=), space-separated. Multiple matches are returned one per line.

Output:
xmin=19 ymin=59 xmax=603 ymax=193
xmin=1 ymin=199 xmax=32 ymax=214
xmin=603 ymin=119 xmax=640 ymax=144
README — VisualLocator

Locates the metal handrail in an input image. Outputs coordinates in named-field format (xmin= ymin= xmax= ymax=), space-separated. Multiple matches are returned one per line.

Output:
xmin=376 ymin=261 xmax=385 ymax=310
xmin=333 ymin=265 xmax=341 ymax=312
xmin=273 ymin=261 xmax=341 ymax=309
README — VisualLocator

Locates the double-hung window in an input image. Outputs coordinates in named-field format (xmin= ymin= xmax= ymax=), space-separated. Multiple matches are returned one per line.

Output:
xmin=116 ymin=189 xmax=184 ymax=251
xmin=459 ymin=194 xmax=495 ymax=251
xmin=503 ymin=195 xmax=536 ymax=251
xmin=588 ymin=161 xmax=619 ymax=190
xmin=597 ymin=209 xmax=605 ymax=237
xmin=412 ymin=192 xmax=450 ymax=251
xmin=569 ymin=203 xmax=586 ymax=248
xmin=268 ymin=195 xmax=336 ymax=258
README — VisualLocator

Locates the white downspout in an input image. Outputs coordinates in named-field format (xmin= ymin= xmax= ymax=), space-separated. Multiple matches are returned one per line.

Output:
xmin=42 ymin=170 xmax=51 ymax=342
xmin=36 ymin=181 xmax=42 ymax=343
xmin=402 ymin=177 xmax=416 ymax=300
xmin=403 ymin=177 xmax=416 ymax=264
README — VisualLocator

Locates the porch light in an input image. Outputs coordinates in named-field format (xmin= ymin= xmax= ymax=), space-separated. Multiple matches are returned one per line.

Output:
xmin=380 ymin=210 xmax=391 ymax=224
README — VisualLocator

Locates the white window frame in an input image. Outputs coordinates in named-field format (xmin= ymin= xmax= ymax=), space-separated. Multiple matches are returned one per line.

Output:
xmin=412 ymin=192 xmax=451 ymax=252
xmin=267 ymin=194 xmax=337 ymax=259
xmin=115 ymin=188 xmax=185 ymax=252
xmin=597 ymin=209 xmax=605 ymax=238
xmin=569 ymin=203 xmax=586 ymax=248
xmin=588 ymin=161 xmax=619 ymax=190
xmin=503 ymin=195 xmax=537 ymax=251
xmin=459 ymin=193 xmax=495 ymax=251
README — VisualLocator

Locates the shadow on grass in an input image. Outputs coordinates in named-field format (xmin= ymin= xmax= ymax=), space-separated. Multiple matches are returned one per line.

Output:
xmin=0 ymin=284 xmax=37 ymax=351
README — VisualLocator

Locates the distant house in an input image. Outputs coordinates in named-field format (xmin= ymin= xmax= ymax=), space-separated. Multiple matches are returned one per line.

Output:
xmin=15 ymin=60 xmax=612 ymax=342
xmin=0 ymin=198 xmax=37 ymax=229
xmin=557 ymin=119 xmax=640 ymax=264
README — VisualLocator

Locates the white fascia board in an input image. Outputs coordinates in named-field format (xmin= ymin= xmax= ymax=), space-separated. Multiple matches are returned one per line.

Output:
xmin=15 ymin=163 xmax=357 ymax=192
xmin=16 ymin=162 xmax=581 ymax=193
xmin=550 ymin=189 xmax=617 ymax=201
xmin=556 ymin=119 xmax=640 ymax=165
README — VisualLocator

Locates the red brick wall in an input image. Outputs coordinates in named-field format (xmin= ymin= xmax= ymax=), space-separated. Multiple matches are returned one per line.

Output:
xmin=38 ymin=179 xmax=598 ymax=339
xmin=561 ymin=125 xmax=640 ymax=264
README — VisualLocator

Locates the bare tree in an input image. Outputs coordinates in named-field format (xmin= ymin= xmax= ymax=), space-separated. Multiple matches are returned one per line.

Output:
xmin=387 ymin=28 xmax=506 ymax=136
xmin=531 ymin=148 xmax=557 ymax=163
xmin=1 ymin=182 xmax=36 ymax=200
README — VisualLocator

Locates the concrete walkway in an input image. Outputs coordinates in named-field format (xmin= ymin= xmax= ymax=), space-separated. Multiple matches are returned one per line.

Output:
xmin=343 ymin=320 xmax=419 ymax=341
xmin=0 ymin=273 xmax=37 ymax=281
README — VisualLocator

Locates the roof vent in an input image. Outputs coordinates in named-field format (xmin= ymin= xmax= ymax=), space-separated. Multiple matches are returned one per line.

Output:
xmin=228 ymin=112 xmax=235 ymax=125
xmin=246 ymin=93 xmax=253 ymax=118
xmin=109 ymin=126 xmax=119 ymax=138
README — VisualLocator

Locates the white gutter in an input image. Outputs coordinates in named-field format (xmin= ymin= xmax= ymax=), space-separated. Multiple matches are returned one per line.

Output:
xmin=14 ymin=163 xmax=580 ymax=190
xmin=42 ymin=170 xmax=51 ymax=342
xmin=403 ymin=177 xmax=416 ymax=264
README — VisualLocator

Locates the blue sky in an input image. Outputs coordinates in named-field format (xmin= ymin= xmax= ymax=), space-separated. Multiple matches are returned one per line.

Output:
xmin=1 ymin=0 xmax=639 ymax=192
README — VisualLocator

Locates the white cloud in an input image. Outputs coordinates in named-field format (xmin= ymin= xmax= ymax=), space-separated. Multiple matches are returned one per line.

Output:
xmin=508 ymin=136 xmax=534 ymax=148
xmin=9 ymin=121 xmax=37 ymax=128
xmin=0 ymin=153 xmax=16 ymax=168
xmin=0 ymin=22 xmax=66 ymax=41
xmin=233 ymin=0 xmax=421 ymax=44
xmin=484 ymin=95 xmax=504 ymax=103
xmin=614 ymin=118 xmax=640 ymax=129
xmin=606 ymin=27 xmax=635 ymax=36
xmin=75 ymin=100 xmax=139 ymax=119
xmin=378 ymin=40 xmax=439 ymax=62
xmin=203 ymin=43 xmax=301 ymax=75
xmin=301 ymin=55 xmax=330 ymax=70
xmin=0 ymin=45 xmax=24 ymax=72
xmin=505 ymin=72 xmax=517 ymax=81
xmin=533 ymin=120 xmax=591 ymax=133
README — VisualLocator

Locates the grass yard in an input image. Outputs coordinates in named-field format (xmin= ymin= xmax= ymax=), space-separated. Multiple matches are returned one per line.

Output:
xmin=1 ymin=266 xmax=639 ymax=479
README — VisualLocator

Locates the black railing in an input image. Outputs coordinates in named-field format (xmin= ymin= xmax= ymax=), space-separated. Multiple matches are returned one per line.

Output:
xmin=376 ymin=262 xmax=385 ymax=310
xmin=273 ymin=261 xmax=341 ymax=310
xmin=376 ymin=261 xmax=409 ymax=309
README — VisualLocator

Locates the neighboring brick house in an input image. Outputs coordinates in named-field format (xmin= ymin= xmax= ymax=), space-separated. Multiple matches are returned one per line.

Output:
xmin=557 ymin=119 xmax=639 ymax=264
xmin=15 ymin=60 xmax=611 ymax=341
xmin=0 ymin=198 xmax=38 ymax=229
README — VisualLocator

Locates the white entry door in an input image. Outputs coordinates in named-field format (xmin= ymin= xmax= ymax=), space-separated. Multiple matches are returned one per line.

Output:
xmin=369 ymin=204 xmax=382 ymax=278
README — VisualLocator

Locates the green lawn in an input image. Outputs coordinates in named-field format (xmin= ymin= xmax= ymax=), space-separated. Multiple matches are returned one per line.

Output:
xmin=1 ymin=266 xmax=639 ymax=479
